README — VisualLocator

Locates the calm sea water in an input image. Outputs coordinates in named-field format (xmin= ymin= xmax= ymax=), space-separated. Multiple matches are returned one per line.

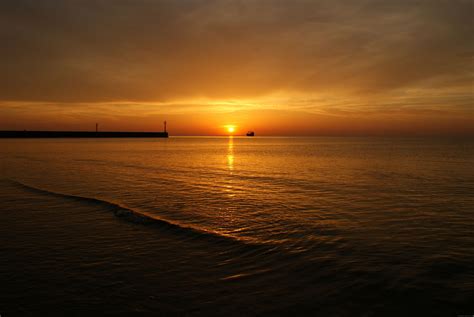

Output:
xmin=0 ymin=137 xmax=473 ymax=315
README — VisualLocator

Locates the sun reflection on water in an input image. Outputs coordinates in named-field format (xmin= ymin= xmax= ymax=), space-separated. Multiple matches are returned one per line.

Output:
xmin=227 ymin=136 xmax=234 ymax=171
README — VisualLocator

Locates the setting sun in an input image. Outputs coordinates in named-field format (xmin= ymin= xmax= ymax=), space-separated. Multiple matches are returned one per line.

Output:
xmin=226 ymin=125 xmax=236 ymax=134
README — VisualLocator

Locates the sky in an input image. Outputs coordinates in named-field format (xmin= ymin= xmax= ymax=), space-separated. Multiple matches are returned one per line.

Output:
xmin=0 ymin=0 xmax=472 ymax=136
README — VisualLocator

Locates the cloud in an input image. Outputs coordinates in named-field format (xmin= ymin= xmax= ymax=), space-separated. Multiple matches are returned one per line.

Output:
xmin=0 ymin=0 xmax=472 ymax=103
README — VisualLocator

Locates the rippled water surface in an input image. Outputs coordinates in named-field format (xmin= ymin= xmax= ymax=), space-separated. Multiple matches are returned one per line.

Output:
xmin=1 ymin=137 xmax=473 ymax=315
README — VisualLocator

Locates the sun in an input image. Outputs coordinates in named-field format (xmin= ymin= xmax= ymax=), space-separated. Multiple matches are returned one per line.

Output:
xmin=225 ymin=125 xmax=236 ymax=134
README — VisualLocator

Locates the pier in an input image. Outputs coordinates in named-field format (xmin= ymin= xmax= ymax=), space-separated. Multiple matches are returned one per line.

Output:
xmin=0 ymin=121 xmax=169 ymax=138
xmin=0 ymin=131 xmax=168 ymax=138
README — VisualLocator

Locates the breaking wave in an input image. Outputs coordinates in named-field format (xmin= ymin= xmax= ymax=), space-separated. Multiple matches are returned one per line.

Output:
xmin=8 ymin=179 xmax=265 ymax=250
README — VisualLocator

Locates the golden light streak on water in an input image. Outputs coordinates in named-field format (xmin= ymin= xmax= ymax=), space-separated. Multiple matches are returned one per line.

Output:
xmin=227 ymin=136 xmax=234 ymax=171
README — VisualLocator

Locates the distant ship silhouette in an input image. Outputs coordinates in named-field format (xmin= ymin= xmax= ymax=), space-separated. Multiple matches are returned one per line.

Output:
xmin=246 ymin=131 xmax=255 ymax=136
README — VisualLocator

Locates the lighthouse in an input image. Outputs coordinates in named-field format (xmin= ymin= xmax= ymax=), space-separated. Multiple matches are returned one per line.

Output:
xmin=163 ymin=121 xmax=167 ymax=133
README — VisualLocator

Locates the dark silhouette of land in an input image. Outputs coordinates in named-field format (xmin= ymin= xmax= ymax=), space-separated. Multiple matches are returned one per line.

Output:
xmin=0 ymin=131 xmax=168 ymax=138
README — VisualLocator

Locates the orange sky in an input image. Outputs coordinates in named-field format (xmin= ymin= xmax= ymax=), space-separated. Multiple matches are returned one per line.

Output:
xmin=0 ymin=1 xmax=472 ymax=136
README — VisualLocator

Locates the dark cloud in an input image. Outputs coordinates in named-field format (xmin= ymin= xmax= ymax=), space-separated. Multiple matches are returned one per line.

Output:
xmin=0 ymin=0 xmax=472 ymax=102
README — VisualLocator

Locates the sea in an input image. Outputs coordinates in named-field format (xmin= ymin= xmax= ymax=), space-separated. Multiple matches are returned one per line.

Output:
xmin=0 ymin=136 xmax=473 ymax=316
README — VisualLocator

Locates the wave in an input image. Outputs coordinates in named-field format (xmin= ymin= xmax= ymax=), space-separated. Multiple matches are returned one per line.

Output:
xmin=7 ymin=179 xmax=263 ymax=250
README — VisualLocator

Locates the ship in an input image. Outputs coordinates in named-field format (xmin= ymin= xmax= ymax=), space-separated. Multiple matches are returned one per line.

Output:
xmin=246 ymin=131 xmax=255 ymax=136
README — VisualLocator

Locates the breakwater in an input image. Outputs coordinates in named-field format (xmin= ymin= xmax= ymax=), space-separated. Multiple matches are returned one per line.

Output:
xmin=0 ymin=131 xmax=168 ymax=138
